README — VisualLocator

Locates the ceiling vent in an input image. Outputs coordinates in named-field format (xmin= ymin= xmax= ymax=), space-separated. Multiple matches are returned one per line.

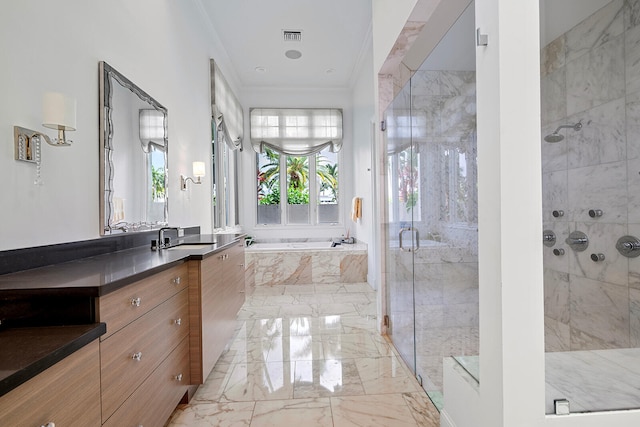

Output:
xmin=283 ymin=30 xmax=302 ymax=42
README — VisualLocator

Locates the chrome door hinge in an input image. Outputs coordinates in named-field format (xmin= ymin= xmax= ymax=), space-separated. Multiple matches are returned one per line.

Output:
xmin=380 ymin=120 xmax=386 ymax=132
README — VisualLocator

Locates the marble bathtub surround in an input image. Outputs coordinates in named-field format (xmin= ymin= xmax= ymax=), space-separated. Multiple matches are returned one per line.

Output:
xmin=541 ymin=0 xmax=640 ymax=353
xmin=166 ymin=282 xmax=439 ymax=426
xmin=245 ymin=243 xmax=368 ymax=286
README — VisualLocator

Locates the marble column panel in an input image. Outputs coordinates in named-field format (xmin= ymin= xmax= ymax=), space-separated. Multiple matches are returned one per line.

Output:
xmin=541 ymin=67 xmax=566 ymax=126
xmin=630 ymin=288 xmax=640 ymax=346
xmin=627 ymin=158 xmax=640 ymax=224
xmin=545 ymin=316 xmax=571 ymax=352
xmin=626 ymin=89 xmax=640 ymax=160
xmin=566 ymin=34 xmax=625 ymax=116
xmin=569 ymin=274 xmax=630 ymax=350
xmin=625 ymin=0 xmax=640 ymax=30
xmin=626 ymin=22 xmax=640 ymax=95
xmin=564 ymin=0 xmax=624 ymax=64
xmin=544 ymin=268 xmax=570 ymax=324
xmin=541 ymin=35 xmax=566 ymax=77
xmin=567 ymin=160 xmax=627 ymax=223
xmin=566 ymin=97 xmax=626 ymax=169
xmin=567 ymin=222 xmax=629 ymax=286
xmin=542 ymin=171 xmax=568 ymax=223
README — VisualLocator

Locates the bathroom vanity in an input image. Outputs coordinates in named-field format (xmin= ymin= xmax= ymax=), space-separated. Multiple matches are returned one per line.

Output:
xmin=0 ymin=232 xmax=246 ymax=426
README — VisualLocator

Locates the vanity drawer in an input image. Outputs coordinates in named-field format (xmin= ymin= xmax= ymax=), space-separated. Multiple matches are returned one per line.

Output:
xmin=98 ymin=262 xmax=188 ymax=338
xmin=0 ymin=340 xmax=101 ymax=427
xmin=102 ymin=337 xmax=190 ymax=427
xmin=100 ymin=288 xmax=189 ymax=421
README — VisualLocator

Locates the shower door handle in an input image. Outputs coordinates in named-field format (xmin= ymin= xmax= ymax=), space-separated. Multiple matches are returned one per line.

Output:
xmin=399 ymin=228 xmax=412 ymax=252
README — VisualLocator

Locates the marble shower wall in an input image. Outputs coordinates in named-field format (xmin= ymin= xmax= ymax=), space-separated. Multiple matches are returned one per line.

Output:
xmin=542 ymin=0 xmax=640 ymax=352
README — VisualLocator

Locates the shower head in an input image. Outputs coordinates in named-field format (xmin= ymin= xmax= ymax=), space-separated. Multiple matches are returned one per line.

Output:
xmin=544 ymin=132 xmax=565 ymax=143
xmin=544 ymin=121 xmax=583 ymax=143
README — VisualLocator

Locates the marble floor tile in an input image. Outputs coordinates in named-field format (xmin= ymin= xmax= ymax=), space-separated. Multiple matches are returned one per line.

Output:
xmin=251 ymin=398 xmax=333 ymax=427
xmin=331 ymin=394 xmax=421 ymax=427
xmin=167 ymin=282 xmax=440 ymax=427
xmin=167 ymin=401 xmax=255 ymax=427
xmin=293 ymin=359 xmax=365 ymax=398
xmin=356 ymin=356 xmax=420 ymax=394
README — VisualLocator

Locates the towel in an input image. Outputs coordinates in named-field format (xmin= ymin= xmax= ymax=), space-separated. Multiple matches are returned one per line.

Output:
xmin=351 ymin=197 xmax=362 ymax=222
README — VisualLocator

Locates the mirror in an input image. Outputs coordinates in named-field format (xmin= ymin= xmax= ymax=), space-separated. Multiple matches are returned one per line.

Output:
xmin=99 ymin=62 xmax=169 ymax=234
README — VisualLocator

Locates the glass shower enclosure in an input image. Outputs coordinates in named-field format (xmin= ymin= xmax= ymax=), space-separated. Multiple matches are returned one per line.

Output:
xmin=384 ymin=3 xmax=479 ymax=409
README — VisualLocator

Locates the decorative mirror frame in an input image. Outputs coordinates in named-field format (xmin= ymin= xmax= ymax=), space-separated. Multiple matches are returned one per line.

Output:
xmin=99 ymin=61 xmax=169 ymax=234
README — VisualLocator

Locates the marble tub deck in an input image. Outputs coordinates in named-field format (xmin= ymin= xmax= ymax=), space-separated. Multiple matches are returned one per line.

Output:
xmin=166 ymin=282 xmax=439 ymax=427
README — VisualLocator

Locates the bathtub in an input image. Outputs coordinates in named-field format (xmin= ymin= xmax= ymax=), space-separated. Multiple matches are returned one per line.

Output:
xmin=245 ymin=240 xmax=367 ymax=286
xmin=247 ymin=241 xmax=342 ymax=251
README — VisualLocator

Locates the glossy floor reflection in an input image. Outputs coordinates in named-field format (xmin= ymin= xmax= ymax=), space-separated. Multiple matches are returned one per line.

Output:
xmin=166 ymin=282 xmax=439 ymax=426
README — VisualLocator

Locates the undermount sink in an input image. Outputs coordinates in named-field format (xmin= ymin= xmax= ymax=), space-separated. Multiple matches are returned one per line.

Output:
xmin=167 ymin=244 xmax=214 ymax=250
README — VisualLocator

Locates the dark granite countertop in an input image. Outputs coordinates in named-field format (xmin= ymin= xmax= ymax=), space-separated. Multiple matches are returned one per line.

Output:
xmin=0 ymin=233 xmax=244 ymax=398
xmin=0 ymin=233 xmax=243 ymax=297
xmin=0 ymin=323 xmax=106 ymax=398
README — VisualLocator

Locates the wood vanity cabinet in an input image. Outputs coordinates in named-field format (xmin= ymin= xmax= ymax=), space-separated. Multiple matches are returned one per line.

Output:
xmin=0 ymin=340 xmax=101 ymax=427
xmin=189 ymin=242 xmax=246 ymax=383
xmin=97 ymin=262 xmax=190 ymax=425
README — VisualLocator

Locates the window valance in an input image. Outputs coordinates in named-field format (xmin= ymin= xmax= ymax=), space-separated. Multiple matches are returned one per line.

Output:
xmin=250 ymin=108 xmax=343 ymax=155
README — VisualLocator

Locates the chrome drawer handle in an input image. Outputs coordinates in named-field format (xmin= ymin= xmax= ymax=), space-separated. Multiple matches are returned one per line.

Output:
xmin=175 ymin=373 xmax=183 ymax=382
xmin=172 ymin=276 xmax=181 ymax=285
xmin=131 ymin=297 xmax=141 ymax=307
xmin=132 ymin=351 xmax=142 ymax=361
xmin=174 ymin=318 xmax=182 ymax=326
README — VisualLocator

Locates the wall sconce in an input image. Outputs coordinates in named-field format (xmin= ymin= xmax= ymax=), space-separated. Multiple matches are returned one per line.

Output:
xmin=14 ymin=92 xmax=77 ymax=163
xmin=181 ymin=161 xmax=206 ymax=190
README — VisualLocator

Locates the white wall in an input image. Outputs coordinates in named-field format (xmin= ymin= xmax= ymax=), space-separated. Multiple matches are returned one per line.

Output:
xmin=0 ymin=0 xmax=233 ymax=251
xmin=238 ymin=86 xmax=353 ymax=242
xmin=350 ymin=31 xmax=377 ymax=287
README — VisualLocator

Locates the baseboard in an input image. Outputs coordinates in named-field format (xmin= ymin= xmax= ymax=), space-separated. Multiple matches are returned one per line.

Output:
xmin=440 ymin=409 xmax=456 ymax=427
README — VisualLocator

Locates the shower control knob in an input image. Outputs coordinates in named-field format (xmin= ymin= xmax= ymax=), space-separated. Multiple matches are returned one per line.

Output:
xmin=590 ymin=253 xmax=605 ymax=262
xmin=616 ymin=235 xmax=640 ymax=258
xmin=543 ymin=230 xmax=556 ymax=247
xmin=553 ymin=248 xmax=565 ymax=256
xmin=565 ymin=231 xmax=589 ymax=252
xmin=588 ymin=209 xmax=603 ymax=218
xmin=552 ymin=210 xmax=564 ymax=218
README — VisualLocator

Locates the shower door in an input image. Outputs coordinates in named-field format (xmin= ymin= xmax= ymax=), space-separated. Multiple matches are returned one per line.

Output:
xmin=385 ymin=81 xmax=418 ymax=376
xmin=384 ymin=2 xmax=479 ymax=409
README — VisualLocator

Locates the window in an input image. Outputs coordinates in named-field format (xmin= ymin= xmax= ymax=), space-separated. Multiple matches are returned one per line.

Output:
xmin=252 ymin=108 xmax=342 ymax=226
xmin=256 ymin=147 xmax=339 ymax=225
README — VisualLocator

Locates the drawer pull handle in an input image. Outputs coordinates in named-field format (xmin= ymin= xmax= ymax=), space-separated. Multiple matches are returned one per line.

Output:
xmin=41 ymin=423 xmax=55 ymax=427
xmin=131 ymin=297 xmax=141 ymax=307
xmin=172 ymin=276 xmax=181 ymax=285
xmin=174 ymin=318 xmax=182 ymax=326
xmin=175 ymin=373 xmax=183 ymax=382
xmin=132 ymin=351 xmax=142 ymax=361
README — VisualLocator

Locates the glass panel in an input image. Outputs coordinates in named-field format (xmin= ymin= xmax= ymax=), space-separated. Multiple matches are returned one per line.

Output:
xmin=317 ymin=148 xmax=339 ymax=224
xmin=384 ymin=2 xmax=478 ymax=412
xmin=257 ymin=148 xmax=281 ymax=225
xmin=286 ymin=155 xmax=310 ymax=224
xmin=540 ymin=0 xmax=640 ymax=414
xmin=385 ymin=80 xmax=417 ymax=378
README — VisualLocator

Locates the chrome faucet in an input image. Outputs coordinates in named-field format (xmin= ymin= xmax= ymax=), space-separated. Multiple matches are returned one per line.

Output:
xmin=157 ymin=227 xmax=180 ymax=250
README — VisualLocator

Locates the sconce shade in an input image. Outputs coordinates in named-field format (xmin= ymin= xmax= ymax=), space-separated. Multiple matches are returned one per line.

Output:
xmin=193 ymin=161 xmax=206 ymax=178
xmin=42 ymin=92 xmax=76 ymax=131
